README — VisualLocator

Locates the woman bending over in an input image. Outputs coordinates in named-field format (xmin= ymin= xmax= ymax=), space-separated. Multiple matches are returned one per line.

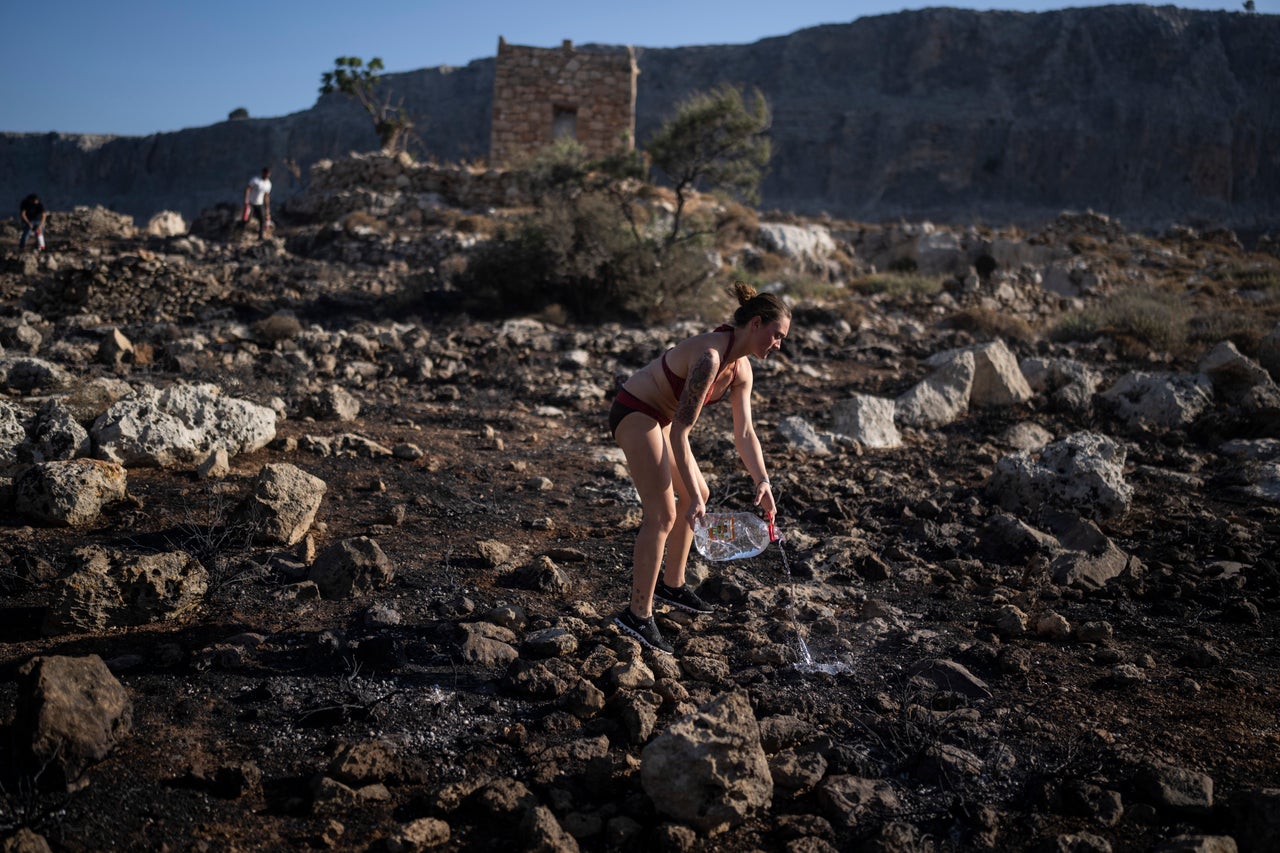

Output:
xmin=609 ymin=281 xmax=791 ymax=653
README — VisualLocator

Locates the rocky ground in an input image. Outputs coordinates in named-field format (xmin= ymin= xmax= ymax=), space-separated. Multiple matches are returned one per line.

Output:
xmin=1 ymin=174 xmax=1279 ymax=853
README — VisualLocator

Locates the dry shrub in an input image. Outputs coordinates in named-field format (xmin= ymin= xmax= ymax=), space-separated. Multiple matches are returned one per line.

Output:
xmin=1222 ymin=264 xmax=1280 ymax=294
xmin=830 ymin=299 xmax=866 ymax=328
xmin=947 ymin=307 xmax=1036 ymax=344
xmin=342 ymin=210 xmax=387 ymax=235
xmin=438 ymin=253 xmax=468 ymax=280
xmin=1051 ymin=285 xmax=1192 ymax=357
xmin=454 ymin=214 xmax=494 ymax=235
xmin=536 ymin=304 xmax=570 ymax=325
xmin=716 ymin=201 xmax=760 ymax=245
xmin=420 ymin=207 xmax=454 ymax=228
xmin=757 ymin=252 xmax=789 ymax=275
xmin=828 ymin=244 xmax=856 ymax=270
xmin=1049 ymin=312 xmax=1100 ymax=344
xmin=252 ymin=312 xmax=302 ymax=345
xmin=774 ymin=273 xmax=845 ymax=301
xmin=1188 ymin=308 xmax=1273 ymax=355
xmin=455 ymin=192 xmax=713 ymax=323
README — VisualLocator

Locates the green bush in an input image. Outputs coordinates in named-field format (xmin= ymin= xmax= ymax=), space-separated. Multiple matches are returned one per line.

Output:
xmin=456 ymin=192 xmax=712 ymax=323
xmin=455 ymin=84 xmax=774 ymax=323
xmin=457 ymin=136 xmax=723 ymax=322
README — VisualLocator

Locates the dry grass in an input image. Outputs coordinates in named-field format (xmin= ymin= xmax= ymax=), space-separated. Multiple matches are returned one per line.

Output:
xmin=715 ymin=201 xmax=760 ymax=245
xmin=946 ymin=307 xmax=1037 ymax=344
xmin=1050 ymin=285 xmax=1193 ymax=357
xmin=1219 ymin=263 xmax=1280 ymax=294
xmin=1187 ymin=307 xmax=1275 ymax=357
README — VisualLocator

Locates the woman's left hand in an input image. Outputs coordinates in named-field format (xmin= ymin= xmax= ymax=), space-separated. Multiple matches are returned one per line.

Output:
xmin=754 ymin=480 xmax=776 ymax=522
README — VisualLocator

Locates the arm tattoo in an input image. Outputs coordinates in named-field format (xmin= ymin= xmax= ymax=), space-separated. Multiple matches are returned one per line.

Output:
xmin=674 ymin=352 xmax=716 ymax=427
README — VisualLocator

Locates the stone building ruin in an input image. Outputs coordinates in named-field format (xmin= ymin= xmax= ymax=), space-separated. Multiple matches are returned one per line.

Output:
xmin=489 ymin=37 xmax=638 ymax=166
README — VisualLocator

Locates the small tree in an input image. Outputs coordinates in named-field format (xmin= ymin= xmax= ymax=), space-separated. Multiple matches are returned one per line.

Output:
xmin=645 ymin=84 xmax=772 ymax=246
xmin=456 ymin=90 xmax=773 ymax=323
xmin=320 ymin=56 xmax=413 ymax=154
xmin=228 ymin=107 xmax=250 ymax=121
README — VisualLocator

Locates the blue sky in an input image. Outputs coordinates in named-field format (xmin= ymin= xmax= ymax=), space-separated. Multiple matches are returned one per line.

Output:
xmin=4 ymin=0 xmax=1266 ymax=137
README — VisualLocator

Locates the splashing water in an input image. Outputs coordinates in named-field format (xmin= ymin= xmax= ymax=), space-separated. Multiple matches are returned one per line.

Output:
xmin=775 ymin=526 xmax=854 ymax=676
xmin=774 ymin=533 xmax=813 ymax=665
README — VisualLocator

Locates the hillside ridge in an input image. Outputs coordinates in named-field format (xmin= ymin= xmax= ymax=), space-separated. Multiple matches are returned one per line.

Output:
xmin=2 ymin=5 xmax=1277 ymax=231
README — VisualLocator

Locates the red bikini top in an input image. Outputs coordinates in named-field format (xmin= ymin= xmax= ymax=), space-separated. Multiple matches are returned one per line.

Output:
xmin=661 ymin=325 xmax=739 ymax=405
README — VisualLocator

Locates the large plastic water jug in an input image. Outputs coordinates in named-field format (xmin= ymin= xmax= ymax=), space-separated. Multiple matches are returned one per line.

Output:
xmin=693 ymin=512 xmax=778 ymax=561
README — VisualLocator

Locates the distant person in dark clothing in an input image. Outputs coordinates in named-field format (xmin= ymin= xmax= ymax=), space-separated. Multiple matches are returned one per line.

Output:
xmin=19 ymin=193 xmax=47 ymax=252
xmin=243 ymin=167 xmax=272 ymax=239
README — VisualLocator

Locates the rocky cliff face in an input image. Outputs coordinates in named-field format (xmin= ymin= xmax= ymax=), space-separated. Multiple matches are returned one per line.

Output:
xmin=3 ymin=5 xmax=1277 ymax=231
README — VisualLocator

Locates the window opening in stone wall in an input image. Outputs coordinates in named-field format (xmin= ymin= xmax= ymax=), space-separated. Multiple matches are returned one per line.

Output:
xmin=552 ymin=105 xmax=578 ymax=141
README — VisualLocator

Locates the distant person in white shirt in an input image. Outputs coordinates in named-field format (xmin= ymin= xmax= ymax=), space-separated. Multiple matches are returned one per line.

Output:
xmin=243 ymin=167 xmax=272 ymax=239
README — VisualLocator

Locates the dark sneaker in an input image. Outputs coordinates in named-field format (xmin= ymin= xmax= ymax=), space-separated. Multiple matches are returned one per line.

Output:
xmin=613 ymin=608 xmax=674 ymax=654
xmin=655 ymin=582 xmax=716 ymax=614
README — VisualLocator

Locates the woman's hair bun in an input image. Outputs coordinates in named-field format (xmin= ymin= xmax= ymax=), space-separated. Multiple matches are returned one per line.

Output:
xmin=731 ymin=280 xmax=758 ymax=305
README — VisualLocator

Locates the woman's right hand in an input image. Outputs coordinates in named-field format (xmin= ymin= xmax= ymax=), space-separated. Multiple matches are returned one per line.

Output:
xmin=684 ymin=497 xmax=707 ymax=530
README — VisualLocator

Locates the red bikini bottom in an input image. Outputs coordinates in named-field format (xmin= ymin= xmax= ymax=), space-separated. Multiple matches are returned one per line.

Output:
xmin=609 ymin=388 xmax=671 ymax=436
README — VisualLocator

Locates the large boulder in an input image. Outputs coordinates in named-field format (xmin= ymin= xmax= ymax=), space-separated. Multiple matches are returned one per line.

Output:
xmin=986 ymin=432 xmax=1133 ymax=520
xmin=26 ymin=399 xmax=91 ymax=462
xmin=1021 ymin=356 xmax=1103 ymax=414
xmin=0 ymin=399 xmax=31 ymax=467
xmin=640 ymin=692 xmax=773 ymax=834
xmin=1098 ymin=371 xmax=1213 ymax=430
xmin=13 ymin=459 xmax=127 ymax=526
xmin=0 ymin=356 xmax=74 ymax=395
xmin=907 ymin=340 xmax=1033 ymax=421
xmin=964 ymin=339 xmax=1033 ymax=407
xmin=1199 ymin=340 xmax=1276 ymax=404
xmin=776 ymin=416 xmax=834 ymax=455
xmin=234 ymin=462 xmax=327 ymax=545
xmin=13 ymin=655 xmax=133 ymax=792
xmin=833 ymin=394 xmax=901 ymax=449
xmin=1258 ymin=322 xmax=1280 ymax=383
xmin=146 ymin=210 xmax=187 ymax=237
xmin=896 ymin=350 xmax=975 ymax=428
xmin=91 ymin=383 xmax=276 ymax=468
xmin=756 ymin=222 xmax=837 ymax=272
xmin=308 ymin=537 xmax=396 ymax=599
xmin=44 ymin=547 xmax=208 ymax=634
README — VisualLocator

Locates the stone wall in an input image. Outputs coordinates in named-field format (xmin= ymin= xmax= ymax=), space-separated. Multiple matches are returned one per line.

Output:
xmin=489 ymin=38 xmax=637 ymax=165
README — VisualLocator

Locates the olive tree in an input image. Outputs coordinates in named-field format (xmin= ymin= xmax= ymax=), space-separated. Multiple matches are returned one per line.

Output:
xmin=456 ymin=87 xmax=772 ymax=323
xmin=320 ymin=56 xmax=413 ymax=154
xmin=645 ymin=83 xmax=772 ymax=246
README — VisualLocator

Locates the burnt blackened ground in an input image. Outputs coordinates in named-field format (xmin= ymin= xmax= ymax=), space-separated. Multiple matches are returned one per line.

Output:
xmin=1 ymin=224 xmax=1279 ymax=852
